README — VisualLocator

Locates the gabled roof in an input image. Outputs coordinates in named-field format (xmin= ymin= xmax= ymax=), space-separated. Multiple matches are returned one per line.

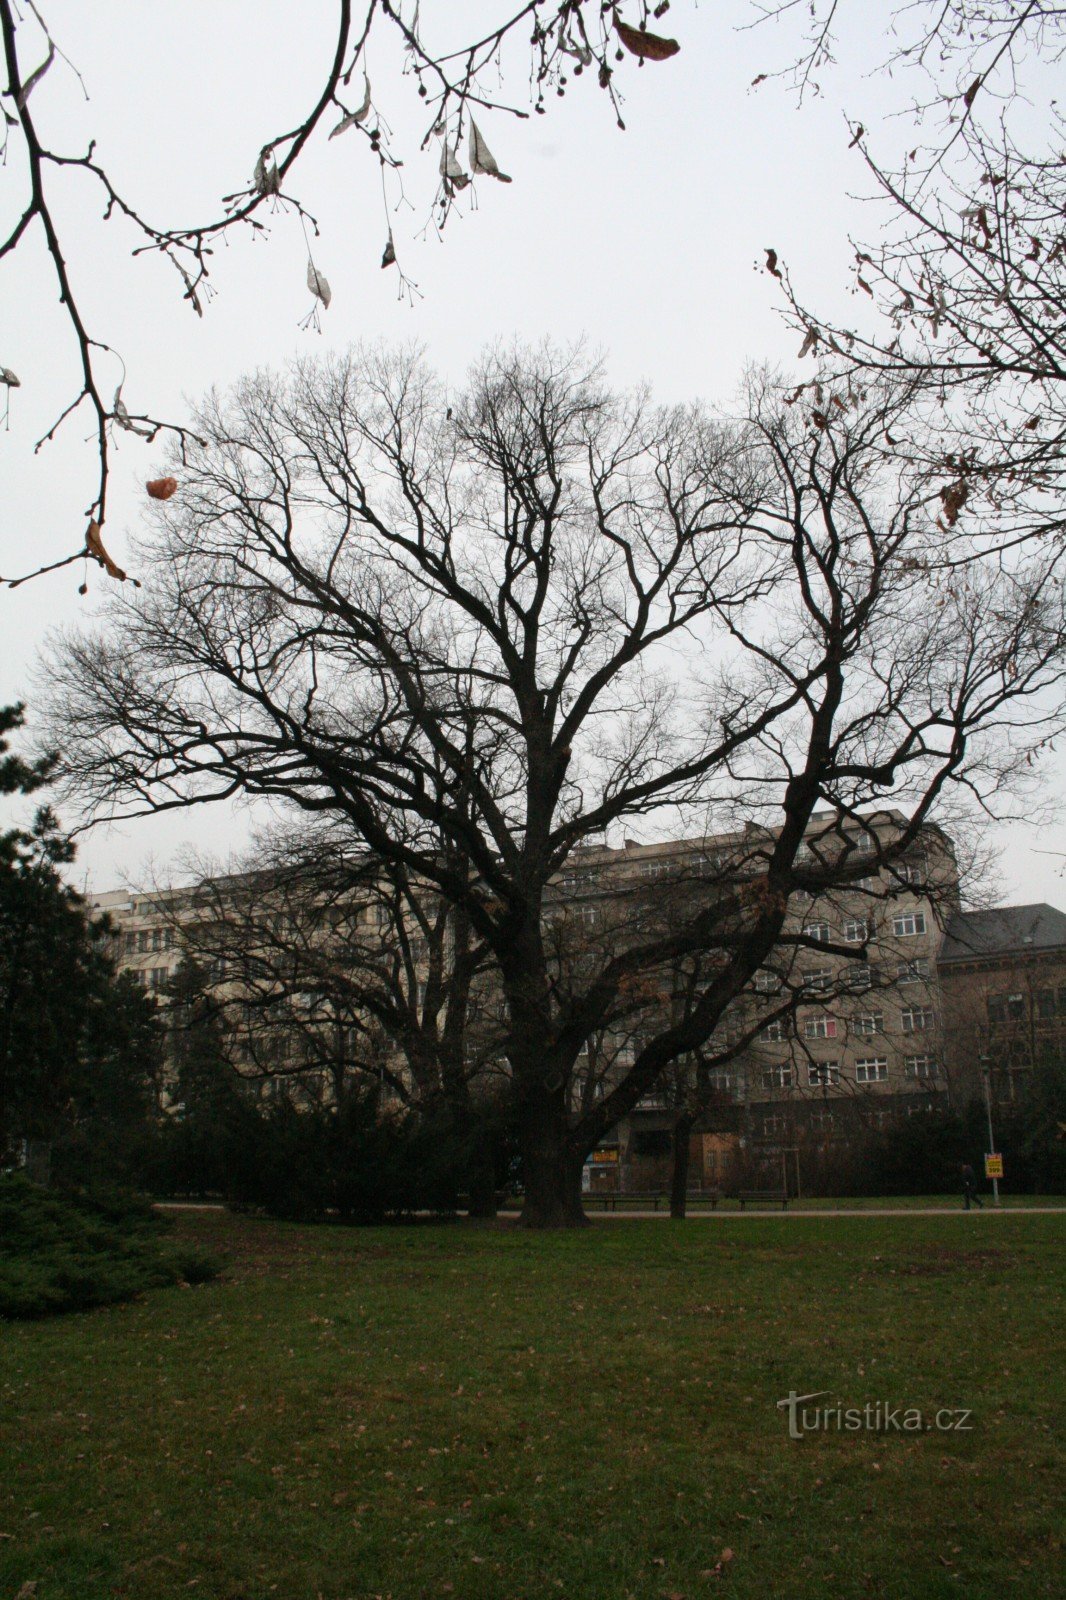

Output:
xmin=939 ymin=904 xmax=1066 ymax=964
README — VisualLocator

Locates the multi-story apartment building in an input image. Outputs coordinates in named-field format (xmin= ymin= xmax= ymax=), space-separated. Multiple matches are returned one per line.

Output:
xmin=937 ymin=903 xmax=1066 ymax=1107
xmin=93 ymin=806 xmax=969 ymax=1194
xmin=600 ymin=810 xmax=960 ymax=1190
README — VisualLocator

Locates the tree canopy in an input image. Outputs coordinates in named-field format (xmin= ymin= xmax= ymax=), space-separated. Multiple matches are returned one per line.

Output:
xmin=42 ymin=343 xmax=1066 ymax=1221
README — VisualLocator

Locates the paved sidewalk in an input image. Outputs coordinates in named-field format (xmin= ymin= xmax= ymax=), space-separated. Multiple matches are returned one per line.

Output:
xmin=586 ymin=1205 xmax=1066 ymax=1218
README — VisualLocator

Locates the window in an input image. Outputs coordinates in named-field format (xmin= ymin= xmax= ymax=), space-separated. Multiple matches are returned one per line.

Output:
xmin=206 ymin=957 xmax=227 ymax=984
xmin=803 ymin=921 xmax=832 ymax=943
xmin=761 ymin=1019 xmax=787 ymax=1042
xmin=709 ymin=1067 xmax=745 ymax=1100
xmin=842 ymin=917 xmax=870 ymax=943
xmin=803 ymin=969 xmax=833 ymax=994
xmin=892 ymin=910 xmax=927 ymax=938
xmin=855 ymin=1057 xmax=888 ymax=1083
xmin=754 ymin=969 xmax=781 ymax=994
xmin=576 ymin=904 xmax=600 ymax=928
xmin=761 ymin=1113 xmax=786 ymax=1137
xmin=808 ymin=1063 xmax=840 ymax=1087
xmin=151 ymin=927 xmax=164 ymax=951
xmin=904 ymin=1056 xmax=939 ymax=1080
xmin=854 ymin=1013 xmax=884 ymax=1035
xmin=804 ymin=1016 xmax=838 ymax=1040
xmin=985 ymin=991 xmax=1023 ymax=1024
xmin=847 ymin=963 xmax=876 ymax=993
xmin=897 ymin=959 xmax=929 ymax=984
xmin=147 ymin=967 xmax=169 ymax=993
xmin=901 ymin=1006 xmax=935 ymax=1034
xmin=895 ymin=862 xmax=924 ymax=885
xmin=762 ymin=1064 xmax=793 ymax=1089
xmin=809 ymin=1106 xmax=836 ymax=1131
xmin=1037 ymin=989 xmax=1056 ymax=1020
xmin=137 ymin=928 xmax=150 ymax=953
xmin=124 ymin=930 xmax=138 ymax=955
xmin=638 ymin=859 xmax=670 ymax=880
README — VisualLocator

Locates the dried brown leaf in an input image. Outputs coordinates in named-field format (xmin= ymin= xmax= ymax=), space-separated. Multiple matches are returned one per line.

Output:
xmin=85 ymin=519 xmax=127 ymax=581
xmin=615 ymin=19 xmax=680 ymax=60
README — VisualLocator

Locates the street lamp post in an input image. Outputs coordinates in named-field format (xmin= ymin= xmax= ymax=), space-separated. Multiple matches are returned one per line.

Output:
xmin=979 ymin=1051 xmax=1001 ymax=1209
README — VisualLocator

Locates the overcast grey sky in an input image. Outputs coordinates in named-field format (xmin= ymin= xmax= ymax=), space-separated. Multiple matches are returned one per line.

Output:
xmin=2 ymin=1 xmax=1063 ymax=905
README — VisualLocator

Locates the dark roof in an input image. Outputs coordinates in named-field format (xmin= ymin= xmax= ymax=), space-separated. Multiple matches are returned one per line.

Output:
xmin=939 ymin=904 xmax=1066 ymax=964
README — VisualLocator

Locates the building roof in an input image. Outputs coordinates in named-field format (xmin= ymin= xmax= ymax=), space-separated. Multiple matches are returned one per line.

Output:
xmin=939 ymin=903 xmax=1066 ymax=964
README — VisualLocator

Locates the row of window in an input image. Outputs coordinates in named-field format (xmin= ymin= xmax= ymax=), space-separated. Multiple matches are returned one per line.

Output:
xmin=988 ymin=986 xmax=1066 ymax=1024
xmin=801 ymin=910 xmax=927 ymax=943
xmin=710 ymin=1055 xmax=938 ymax=1096
xmin=760 ymin=1094 xmax=939 ymax=1137
xmin=759 ymin=1055 xmax=938 ymax=1089
xmin=761 ymin=1006 xmax=936 ymax=1042
xmin=124 ymin=926 xmax=176 ymax=954
xmin=130 ymin=966 xmax=170 ymax=991
xmin=755 ymin=958 xmax=931 ymax=996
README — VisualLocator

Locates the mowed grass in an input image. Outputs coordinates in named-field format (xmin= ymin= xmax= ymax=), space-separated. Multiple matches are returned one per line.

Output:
xmin=1 ymin=1213 xmax=1062 ymax=1600
xmin=573 ymin=1194 xmax=1066 ymax=1212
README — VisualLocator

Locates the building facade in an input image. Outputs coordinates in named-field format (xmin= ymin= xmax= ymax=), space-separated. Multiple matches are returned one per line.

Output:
xmin=92 ymin=805 xmax=1001 ymax=1196
xmin=937 ymin=904 xmax=1066 ymax=1107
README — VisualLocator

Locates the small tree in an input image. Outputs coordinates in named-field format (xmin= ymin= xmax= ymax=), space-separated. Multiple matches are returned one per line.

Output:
xmin=0 ymin=704 xmax=163 ymax=1165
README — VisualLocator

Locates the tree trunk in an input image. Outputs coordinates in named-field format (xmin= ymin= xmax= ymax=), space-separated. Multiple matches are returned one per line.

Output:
xmin=517 ymin=1080 xmax=588 ymax=1228
xmin=465 ymin=1125 xmax=499 ymax=1218
xmin=670 ymin=1112 xmax=694 ymax=1219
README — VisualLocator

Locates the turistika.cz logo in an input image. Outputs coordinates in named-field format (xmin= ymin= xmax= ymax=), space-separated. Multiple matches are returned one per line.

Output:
xmin=777 ymin=1390 xmax=974 ymax=1440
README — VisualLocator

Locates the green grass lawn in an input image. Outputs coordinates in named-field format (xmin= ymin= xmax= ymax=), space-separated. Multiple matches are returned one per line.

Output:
xmin=2 ymin=1212 xmax=1062 ymax=1600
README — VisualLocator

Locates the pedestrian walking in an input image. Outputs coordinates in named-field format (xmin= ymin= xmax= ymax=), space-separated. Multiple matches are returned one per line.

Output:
xmin=961 ymin=1162 xmax=983 ymax=1210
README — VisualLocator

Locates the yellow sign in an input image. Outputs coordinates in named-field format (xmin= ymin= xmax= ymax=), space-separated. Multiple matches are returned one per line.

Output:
xmin=590 ymin=1147 xmax=619 ymax=1164
xmin=985 ymin=1153 xmax=1004 ymax=1179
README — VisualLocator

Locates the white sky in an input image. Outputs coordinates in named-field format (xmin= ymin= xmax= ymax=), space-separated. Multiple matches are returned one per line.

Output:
xmin=1 ymin=0 xmax=1063 ymax=906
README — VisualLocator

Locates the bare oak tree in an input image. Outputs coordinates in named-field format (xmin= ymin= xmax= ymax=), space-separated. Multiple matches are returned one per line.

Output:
xmin=42 ymin=343 xmax=1066 ymax=1223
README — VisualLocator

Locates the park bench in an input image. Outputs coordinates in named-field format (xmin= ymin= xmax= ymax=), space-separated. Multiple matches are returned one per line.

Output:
xmin=734 ymin=1189 xmax=789 ymax=1210
xmin=588 ymin=1189 xmax=721 ymax=1212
